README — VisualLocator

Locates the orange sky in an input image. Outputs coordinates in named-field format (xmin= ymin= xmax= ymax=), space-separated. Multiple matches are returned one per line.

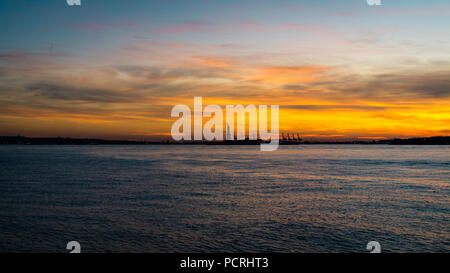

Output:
xmin=1 ymin=1 xmax=450 ymax=141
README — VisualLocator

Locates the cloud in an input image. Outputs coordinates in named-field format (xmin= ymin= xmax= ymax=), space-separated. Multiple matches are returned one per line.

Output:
xmin=153 ymin=21 xmax=325 ymax=35
xmin=282 ymin=69 xmax=450 ymax=101
xmin=376 ymin=9 xmax=450 ymax=16
xmin=191 ymin=56 xmax=236 ymax=68
xmin=154 ymin=20 xmax=222 ymax=34
xmin=70 ymin=21 xmax=139 ymax=31
xmin=332 ymin=71 xmax=450 ymax=99
xmin=258 ymin=66 xmax=329 ymax=74
xmin=0 ymin=52 xmax=72 ymax=60
xmin=113 ymin=64 xmax=235 ymax=84
xmin=330 ymin=8 xmax=450 ymax=18
xmin=26 ymin=83 xmax=146 ymax=103
xmin=249 ymin=65 xmax=331 ymax=86
xmin=282 ymin=104 xmax=393 ymax=111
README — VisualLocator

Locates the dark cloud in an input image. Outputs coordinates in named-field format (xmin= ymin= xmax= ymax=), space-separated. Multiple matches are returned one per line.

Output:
xmin=114 ymin=65 xmax=232 ymax=80
xmin=332 ymin=71 xmax=450 ymax=99
xmin=26 ymin=83 xmax=145 ymax=103
xmin=282 ymin=104 xmax=391 ymax=111
xmin=283 ymin=85 xmax=308 ymax=90
xmin=284 ymin=70 xmax=450 ymax=100
xmin=0 ymin=95 xmax=172 ymax=121
xmin=0 ymin=52 xmax=72 ymax=59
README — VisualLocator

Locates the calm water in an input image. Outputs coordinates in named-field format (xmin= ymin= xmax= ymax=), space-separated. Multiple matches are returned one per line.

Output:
xmin=0 ymin=145 xmax=448 ymax=253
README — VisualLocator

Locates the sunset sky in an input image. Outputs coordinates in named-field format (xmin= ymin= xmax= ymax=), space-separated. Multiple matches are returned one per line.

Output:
xmin=1 ymin=0 xmax=450 ymax=140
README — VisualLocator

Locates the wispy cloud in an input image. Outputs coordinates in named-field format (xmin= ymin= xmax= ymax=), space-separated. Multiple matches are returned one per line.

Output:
xmin=26 ymin=83 xmax=147 ymax=103
xmin=153 ymin=21 xmax=326 ymax=35
xmin=70 ymin=21 xmax=139 ymax=31
xmin=154 ymin=20 xmax=222 ymax=34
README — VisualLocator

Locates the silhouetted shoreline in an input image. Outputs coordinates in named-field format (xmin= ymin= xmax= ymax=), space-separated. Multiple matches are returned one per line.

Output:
xmin=1 ymin=136 xmax=449 ymax=145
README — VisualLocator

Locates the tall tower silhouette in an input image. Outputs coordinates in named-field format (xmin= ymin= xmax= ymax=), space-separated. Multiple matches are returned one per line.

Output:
xmin=226 ymin=123 xmax=232 ymax=140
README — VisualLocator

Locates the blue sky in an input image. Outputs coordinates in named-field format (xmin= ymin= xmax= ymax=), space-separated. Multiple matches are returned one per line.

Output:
xmin=2 ymin=0 xmax=450 ymax=54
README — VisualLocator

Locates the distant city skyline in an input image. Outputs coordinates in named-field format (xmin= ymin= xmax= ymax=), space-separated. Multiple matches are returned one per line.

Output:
xmin=0 ymin=0 xmax=449 ymax=141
